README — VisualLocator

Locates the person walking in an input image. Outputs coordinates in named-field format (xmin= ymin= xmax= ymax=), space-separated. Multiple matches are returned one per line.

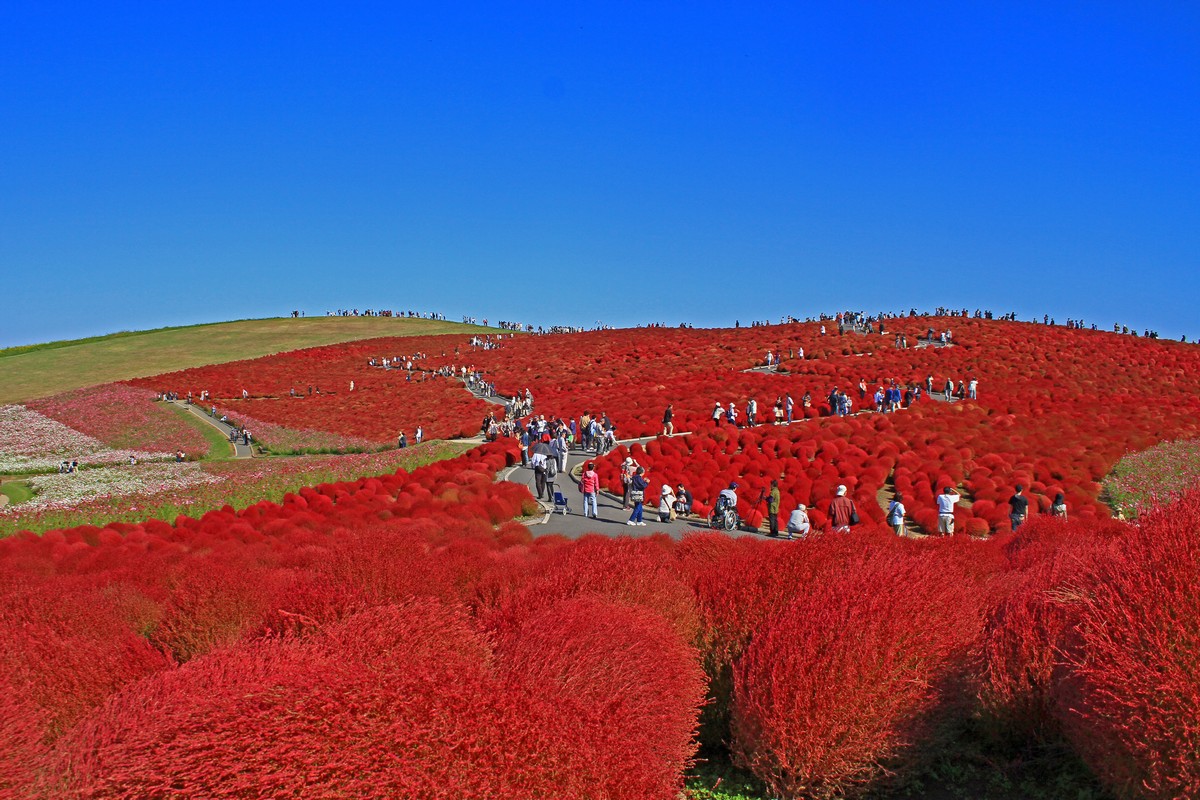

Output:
xmin=786 ymin=504 xmax=811 ymax=539
xmin=579 ymin=461 xmax=600 ymax=519
xmin=1050 ymin=492 xmax=1068 ymax=519
xmin=937 ymin=486 xmax=961 ymax=535
xmin=767 ymin=479 xmax=781 ymax=536
xmin=626 ymin=467 xmax=649 ymax=526
xmin=620 ymin=457 xmax=640 ymax=508
xmin=1009 ymin=485 xmax=1029 ymax=531
xmin=712 ymin=401 xmax=724 ymax=426
xmin=662 ymin=404 xmax=674 ymax=436
xmin=531 ymin=436 xmax=553 ymax=500
xmin=785 ymin=393 xmax=794 ymax=423
xmin=887 ymin=492 xmax=907 ymax=536
xmin=827 ymin=485 xmax=858 ymax=533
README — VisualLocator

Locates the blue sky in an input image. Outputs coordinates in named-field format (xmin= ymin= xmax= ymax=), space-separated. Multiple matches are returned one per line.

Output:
xmin=2 ymin=2 xmax=1197 ymax=346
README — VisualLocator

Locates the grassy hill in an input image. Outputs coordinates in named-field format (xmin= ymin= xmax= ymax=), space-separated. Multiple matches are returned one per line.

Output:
xmin=0 ymin=316 xmax=493 ymax=404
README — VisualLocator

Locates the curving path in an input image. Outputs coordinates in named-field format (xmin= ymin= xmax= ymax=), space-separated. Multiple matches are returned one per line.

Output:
xmin=501 ymin=445 xmax=784 ymax=542
xmin=169 ymin=401 xmax=255 ymax=459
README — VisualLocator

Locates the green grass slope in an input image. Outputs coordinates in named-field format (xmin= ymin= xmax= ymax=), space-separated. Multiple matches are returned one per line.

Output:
xmin=0 ymin=316 xmax=493 ymax=404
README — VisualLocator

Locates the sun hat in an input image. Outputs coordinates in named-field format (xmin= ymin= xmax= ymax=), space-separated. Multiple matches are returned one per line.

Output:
xmin=661 ymin=484 xmax=671 ymax=494
xmin=624 ymin=457 xmax=633 ymax=465
xmin=836 ymin=485 xmax=847 ymax=496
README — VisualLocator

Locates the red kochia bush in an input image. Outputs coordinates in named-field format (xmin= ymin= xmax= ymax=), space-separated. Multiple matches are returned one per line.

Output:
xmin=481 ymin=534 xmax=700 ymax=643
xmin=59 ymin=601 xmax=500 ymax=799
xmin=61 ymin=598 xmax=706 ymax=800
xmin=0 ymin=675 xmax=52 ymax=798
xmin=0 ymin=576 xmax=172 ymax=745
xmin=498 ymin=596 xmax=707 ymax=800
xmin=730 ymin=541 xmax=989 ymax=798
xmin=978 ymin=516 xmax=1125 ymax=744
xmin=1055 ymin=489 xmax=1200 ymax=800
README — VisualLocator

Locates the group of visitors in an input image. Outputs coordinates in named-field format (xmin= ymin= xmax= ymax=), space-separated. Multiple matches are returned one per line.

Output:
xmin=326 ymin=309 xmax=445 ymax=319
xmin=710 ymin=394 xmax=811 ymax=427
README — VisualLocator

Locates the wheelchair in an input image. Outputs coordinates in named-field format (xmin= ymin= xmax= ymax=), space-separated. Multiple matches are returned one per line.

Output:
xmin=710 ymin=499 xmax=739 ymax=532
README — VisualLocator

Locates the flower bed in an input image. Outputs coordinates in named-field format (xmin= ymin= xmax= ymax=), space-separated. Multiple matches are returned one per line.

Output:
xmin=129 ymin=334 xmax=503 ymax=443
xmin=27 ymin=383 xmax=209 ymax=457
xmin=0 ymin=405 xmax=174 ymax=474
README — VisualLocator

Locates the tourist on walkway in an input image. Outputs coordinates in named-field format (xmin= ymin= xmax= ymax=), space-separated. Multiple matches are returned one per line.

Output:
xmin=787 ymin=504 xmax=810 ymax=539
xmin=673 ymin=483 xmax=693 ymax=516
xmin=627 ymin=467 xmax=649 ymax=526
xmin=828 ymin=485 xmax=858 ymax=533
xmin=621 ymin=457 xmax=640 ymax=508
xmin=658 ymin=484 xmax=676 ymax=523
xmin=531 ymin=437 xmax=553 ymax=500
xmin=887 ymin=492 xmax=906 ymax=536
xmin=937 ymin=486 xmax=961 ymax=535
xmin=662 ymin=404 xmax=674 ymax=436
xmin=767 ymin=479 xmax=781 ymax=536
xmin=580 ymin=461 xmax=600 ymax=519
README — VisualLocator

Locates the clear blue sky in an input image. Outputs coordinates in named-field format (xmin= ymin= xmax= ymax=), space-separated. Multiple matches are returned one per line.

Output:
xmin=2 ymin=3 xmax=1197 ymax=347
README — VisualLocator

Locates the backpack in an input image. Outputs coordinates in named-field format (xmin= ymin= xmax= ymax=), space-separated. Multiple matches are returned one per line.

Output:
xmin=547 ymin=459 xmax=558 ymax=479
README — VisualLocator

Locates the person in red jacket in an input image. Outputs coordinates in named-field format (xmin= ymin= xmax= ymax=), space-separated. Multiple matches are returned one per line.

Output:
xmin=579 ymin=461 xmax=601 ymax=519
xmin=827 ymin=484 xmax=858 ymax=533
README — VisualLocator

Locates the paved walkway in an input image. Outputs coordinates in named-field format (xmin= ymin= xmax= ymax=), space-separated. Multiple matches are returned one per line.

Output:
xmin=170 ymin=401 xmax=255 ymax=458
xmin=501 ymin=447 xmax=786 ymax=542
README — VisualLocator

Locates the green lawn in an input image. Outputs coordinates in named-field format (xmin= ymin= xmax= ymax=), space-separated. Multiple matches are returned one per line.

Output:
xmin=0 ymin=481 xmax=35 ymax=507
xmin=0 ymin=316 xmax=498 ymax=404
xmin=166 ymin=403 xmax=237 ymax=460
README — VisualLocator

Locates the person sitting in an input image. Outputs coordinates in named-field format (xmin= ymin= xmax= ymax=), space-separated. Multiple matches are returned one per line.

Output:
xmin=717 ymin=482 xmax=739 ymax=513
xmin=673 ymin=483 xmax=693 ymax=516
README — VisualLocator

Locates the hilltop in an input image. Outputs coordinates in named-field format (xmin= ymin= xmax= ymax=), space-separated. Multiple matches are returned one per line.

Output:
xmin=0 ymin=316 xmax=493 ymax=405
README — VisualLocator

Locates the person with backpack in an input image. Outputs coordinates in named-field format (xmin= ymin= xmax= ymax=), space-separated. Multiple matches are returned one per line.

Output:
xmin=887 ymin=492 xmax=906 ymax=536
xmin=544 ymin=451 xmax=559 ymax=501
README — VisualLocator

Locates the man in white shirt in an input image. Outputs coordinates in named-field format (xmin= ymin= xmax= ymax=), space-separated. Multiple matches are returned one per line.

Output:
xmin=936 ymin=487 xmax=961 ymax=535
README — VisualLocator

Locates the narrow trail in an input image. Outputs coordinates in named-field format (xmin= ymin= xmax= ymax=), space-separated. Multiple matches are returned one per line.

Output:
xmin=169 ymin=401 xmax=254 ymax=459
